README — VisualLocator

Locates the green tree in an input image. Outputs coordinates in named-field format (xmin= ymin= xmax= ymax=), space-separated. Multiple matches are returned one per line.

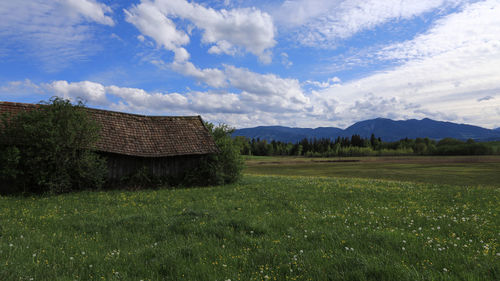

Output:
xmin=0 ymin=97 xmax=107 ymax=194
xmin=187 ymin=123 xmax=244 ymax=186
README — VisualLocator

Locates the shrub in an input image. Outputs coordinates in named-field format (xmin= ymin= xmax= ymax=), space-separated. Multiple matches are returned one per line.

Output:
xmin=0 ymin=97 xmax=107 ymax=194
xmin=186 ymin=123 xmax=244 ymax=186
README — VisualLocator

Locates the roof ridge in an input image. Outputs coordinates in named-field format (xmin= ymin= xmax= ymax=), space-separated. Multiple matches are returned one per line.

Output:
xmin=0 ymin=100 xmax=218 ymax=157
xmin=0 ymin=101 xmax=198 ymax=119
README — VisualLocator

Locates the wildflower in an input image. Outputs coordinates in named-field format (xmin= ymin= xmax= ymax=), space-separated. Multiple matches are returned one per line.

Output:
xmin=402 ymin=247 xmax=405 ymax=251
xmin=264 ymin=275 xmax=270 ymax=279
xmin=33 ymin=253 xmax=36 ymax=257
xmin=9 ymin=243 xmax=13 ymax=247
xmin=443 ymin=268 xmax=448 ymax=272
xmin=70 ymin=257 xmax=74 ymax=260
xmin=402 ymin=240 xmax=406 ymax=243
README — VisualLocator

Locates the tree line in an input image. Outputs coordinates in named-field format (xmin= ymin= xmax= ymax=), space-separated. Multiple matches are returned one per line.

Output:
xmin=233 ymin=134 xmax=496 ymax=157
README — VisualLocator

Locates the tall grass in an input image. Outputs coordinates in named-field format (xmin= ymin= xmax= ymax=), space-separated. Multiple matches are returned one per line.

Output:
xmin=1 ymin=175 xmax=498 ymax=280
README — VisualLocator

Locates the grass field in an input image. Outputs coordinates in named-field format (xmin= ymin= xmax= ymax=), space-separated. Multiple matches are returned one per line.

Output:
xmin=1 ymin=174 xmax=499 ymax=280
xmin=244 ymin=155 xmax=500 ymax=187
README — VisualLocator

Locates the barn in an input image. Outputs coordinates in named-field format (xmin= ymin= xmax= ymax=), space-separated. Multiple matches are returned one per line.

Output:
xmin=0 ymin=101 xmax=218 ymax=180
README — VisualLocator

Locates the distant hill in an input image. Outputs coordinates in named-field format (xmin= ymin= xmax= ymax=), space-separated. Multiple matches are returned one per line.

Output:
xmin=233 ymin=118 xmax=500 ymax=143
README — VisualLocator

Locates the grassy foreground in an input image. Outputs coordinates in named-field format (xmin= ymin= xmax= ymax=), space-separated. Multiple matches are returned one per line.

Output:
xmin=1 ymin=176 xmax=499 ymax=280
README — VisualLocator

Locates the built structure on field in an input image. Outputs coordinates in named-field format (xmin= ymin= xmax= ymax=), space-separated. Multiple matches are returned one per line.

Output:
xmin=0 ymin=101 xmax=218 ymax=180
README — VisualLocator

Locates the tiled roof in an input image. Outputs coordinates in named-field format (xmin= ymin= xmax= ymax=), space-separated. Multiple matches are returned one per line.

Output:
xmin=0 ymin=101 xmax=218 ymax=157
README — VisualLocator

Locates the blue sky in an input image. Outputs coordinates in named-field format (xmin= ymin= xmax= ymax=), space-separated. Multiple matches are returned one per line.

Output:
xmin=0 ymin=0 xmax=499 ymax=129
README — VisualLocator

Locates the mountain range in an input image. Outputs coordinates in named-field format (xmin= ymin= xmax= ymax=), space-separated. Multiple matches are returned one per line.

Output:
xmin=233 ymin=118 xmax=500 ymax=143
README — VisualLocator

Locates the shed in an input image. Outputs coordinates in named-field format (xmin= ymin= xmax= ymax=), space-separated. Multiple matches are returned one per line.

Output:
xmin=0 ymin=101 xmax=218 ymax=180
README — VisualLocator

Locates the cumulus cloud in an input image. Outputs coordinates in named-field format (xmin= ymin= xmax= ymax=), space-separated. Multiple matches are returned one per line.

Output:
xmin=314 ymin=0 xmax=500 ymax=128
xmin=44 ymin=81 xmax=108 ymax=105
xmin=165 ymin=61 xmax=311 ymax=113
xmin=2 ymin=0 xmax=498 ymax=129
xmin=2 ymin=72 xmax=312 ymax=125
xmin=274 ymin=0 xmax=464 ymax=47
xmin=124 ymin=1 xmax=189 ymax=62
xmin=225 ymin=65 xmax=310 ymax=111
xmin=171 ymin=61 xmax=227 ymax=88
xmin=0 ymin=0 xmax=114 ymax=71
xmin=125 ymin=0 xmax=276 ymax=63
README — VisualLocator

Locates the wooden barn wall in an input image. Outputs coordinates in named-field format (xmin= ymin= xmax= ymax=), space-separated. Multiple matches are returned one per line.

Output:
xmin=99 ymin=152 xmax=206 ymax=179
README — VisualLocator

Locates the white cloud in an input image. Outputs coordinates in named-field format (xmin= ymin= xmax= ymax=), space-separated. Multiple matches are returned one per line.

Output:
xmin=171 ymin=61 xmax=227 ymax=88
xmin=304 ymin=77 xmax=341 ymax=89
xmin=225 ymin=65 xmax=310 ymax=112
xmin=166 ymin=61 xmax=310 ymax=113
xmin=124 ymin=1 xmax=189 ymax=61
xmin=125 ymin=0 xmax=276 ymax=63
xmin=0 ymin=79 xmax=43 ymax=97
xmin=64 ymin=0 xmax=115 ymax=26
xmin=280 ymin=52 xmax=293 ymax=68
xmin=274 ymin=0 xmax=464 ymax=47
xmin=187 ymin=91 xmax=244 ymax=114
xmin=377 ymin=0 xmax=500 ymax=61
xmin=3 ymin=0 xmax=498 ymax=130
xmin=0 ymin=0 xmax=114 ymax=71
xmin=314 ymin=0 xmax=500 ymax=128
xmin=44 ymin=81 xmax=108 ymax=105
xmin=106 ymin=85 xmax=189 ymax=112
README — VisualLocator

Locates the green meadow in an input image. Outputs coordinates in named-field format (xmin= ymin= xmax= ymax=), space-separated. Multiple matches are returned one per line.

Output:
xmin=245 ymin=156 xmax=500 ymax=187
xmin=1 ymin=171 xmax=499 ymax=280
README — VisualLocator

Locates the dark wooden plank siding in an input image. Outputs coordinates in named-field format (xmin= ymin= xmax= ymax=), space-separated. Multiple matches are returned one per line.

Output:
xmin=100 ymin=152 xmax=206 ymax=179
